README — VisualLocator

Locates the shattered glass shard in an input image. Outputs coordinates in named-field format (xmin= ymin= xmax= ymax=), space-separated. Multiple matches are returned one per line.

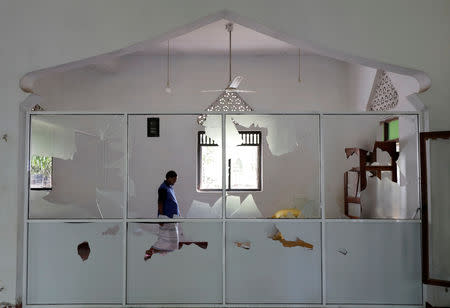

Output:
xmin=268 ymin=226 xmax=313 ymax=249
xmin=234 ymin=241 xmax=251 ymax=250
xmin=230 ymin=194 xmax=263 ymax=218
xmin=101 ymin=224 xmax=120 ymax=236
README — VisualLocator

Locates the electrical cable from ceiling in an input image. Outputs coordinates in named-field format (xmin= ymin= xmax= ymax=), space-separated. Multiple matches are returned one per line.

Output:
xmin=298 ymin=48 xmax=302 ymax=83
xmin=165 ymin=40 xmax=171 ymax=94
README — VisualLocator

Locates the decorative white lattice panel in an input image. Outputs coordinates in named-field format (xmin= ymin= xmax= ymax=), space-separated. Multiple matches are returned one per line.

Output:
xmin=368 ymin=71 xmax=399 ymax=111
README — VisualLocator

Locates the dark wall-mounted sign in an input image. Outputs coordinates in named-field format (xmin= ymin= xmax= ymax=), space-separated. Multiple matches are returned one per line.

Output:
xmin=147 ymin=118 xmax=160 ymax=137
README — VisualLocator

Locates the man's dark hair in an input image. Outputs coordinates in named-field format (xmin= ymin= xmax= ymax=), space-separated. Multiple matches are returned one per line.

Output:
xmin=166 ymin=170 xmax=177 ymax=179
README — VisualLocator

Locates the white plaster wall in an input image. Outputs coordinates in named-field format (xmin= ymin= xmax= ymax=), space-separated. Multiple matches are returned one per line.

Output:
xmin=426 ymin=286 xmax=450 ymax=307
xmin=347 ymin=64 xmax=377 ymax=110
xmin=34 ymin=54 xmax=354 ymax=112
xmin=346 ymin=66 xmax=419 ymax=112
xmin=389 ymin=72 xmax=420 ymax=112
xmin=0 ymin=0 xmax=449 ymax=305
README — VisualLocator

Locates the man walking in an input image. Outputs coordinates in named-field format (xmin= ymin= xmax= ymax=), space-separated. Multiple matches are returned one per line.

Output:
xmin=145 ymin=170 xmax=180 ymax=260
xmin=157 ymin=170 xmax=179 ymax=218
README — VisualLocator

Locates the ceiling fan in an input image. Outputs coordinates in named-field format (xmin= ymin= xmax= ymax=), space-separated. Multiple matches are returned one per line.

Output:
xmin=201 ymin=23 xmax=255 ymax=94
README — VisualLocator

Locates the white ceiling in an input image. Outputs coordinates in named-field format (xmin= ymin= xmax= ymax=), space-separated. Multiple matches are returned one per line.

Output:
xmin=147 ymin=19 xmax=314 ymax=56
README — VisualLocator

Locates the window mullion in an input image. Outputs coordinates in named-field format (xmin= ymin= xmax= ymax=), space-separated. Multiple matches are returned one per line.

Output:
xmin=228 ymin=158 xmax=231 ymax=190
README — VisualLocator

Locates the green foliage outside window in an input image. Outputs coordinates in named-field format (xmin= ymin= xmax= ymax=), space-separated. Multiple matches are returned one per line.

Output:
xmin=388 ymin=119 xmax=399 ymax=140
xmin=30 ymin=155 xmax=52 ymax=189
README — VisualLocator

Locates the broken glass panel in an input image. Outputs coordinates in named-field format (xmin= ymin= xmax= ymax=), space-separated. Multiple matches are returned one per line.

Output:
xmin=29 ymin=115 xmax=126 ymax=218
xmin=127 ymin=222 xmax=222 ymax=304
xmin=325 ymin=222 xmax=422 ymax=304
xmin=322 ymin=115 xmax=419 ymax=219
xmin=27 ymin=222 xmax=123 ymax=304
xmin=225 ymin=115 xmax=320 ymax=218
xmin=226 ymin=221 xmax=321 ymax=303
xmin=127 ymin=114 xmax=223 ymax=218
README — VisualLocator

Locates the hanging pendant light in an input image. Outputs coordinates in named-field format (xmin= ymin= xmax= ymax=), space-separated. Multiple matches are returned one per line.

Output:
xmin=165 ymin=40 xmax=172 ymax=93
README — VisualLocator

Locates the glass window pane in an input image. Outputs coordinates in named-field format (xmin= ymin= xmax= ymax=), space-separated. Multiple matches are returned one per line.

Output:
xmin=428 ymin=138 xmax=450 ymax=281
xmin=127 ymin=222 xmax=222 ymax=304
xmin=323 ymin=115 xmax=419 ymax=219
xmin=27 ymin=223 xmax=124 ymax=304
xmin=225 ymin=115 xmax=320 ymax=218
xmin=326 ymin=222 xmax=422 ymax=304
xmin=226 ymin=221 xmax=321 ymax=303
xmin=128 ymin=115 xmax=222 ymax=218
xmin=29 ymin=115 xmax=126 ymax=219
xmin=230 ymin=146 xmax=259 ymax=189
xmin=199 ymin=145 xmax=222 ymax=190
